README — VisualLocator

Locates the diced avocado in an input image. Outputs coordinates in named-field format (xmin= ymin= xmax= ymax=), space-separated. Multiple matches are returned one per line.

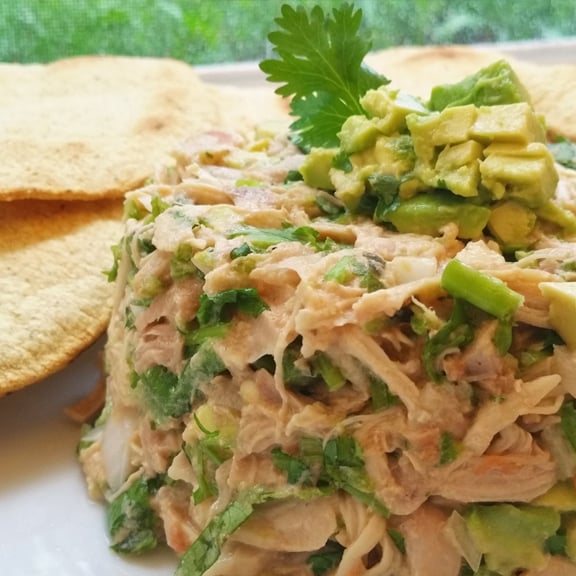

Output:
xmin=434 ymin=140 xmax=483 ymax=197
xmin=488 ymin=200 xmax=536 ymax=247
xmin=432 ymin=104 xmax=478 ymax=146
xmin=300 ymin=147 xmax=337 ymax=190
xmin=379 ymin=190 xmax=491 ymax=239
xmin=480 ymin=143 xmax=559 ymax=207
xmin=372 ymin=135 xmax=416 ymax=177
xmin=566 ymin=515 xmax=576 ymax=562
xmin=361 ymin=86 xmax=428 ymax=135
xmin=338 ymin=115 xmax=381 ymax=155
xmin=429 ymin=59 xmax=532 ymax=111
xmin=331 ymin=167 xmax=367 ymax=210
xmin=537 ymin=200 xmax=576 ymax=235
xmin=406 ymin=111 xmax=441 ymax=166
xmin=437 ymin=140 xmax=484 ymax=169
xmin=539 ymin=282 xmax=576 ymax=349
xmin=532 ymin=481 xmax=576 ymax=512
xmin=398 ymin=175 xmax=426 ymax=198
xmin=469 ymin=103 xmax=546 ymax=145
xmin=465 ymin=503 xmax=560 ymax=575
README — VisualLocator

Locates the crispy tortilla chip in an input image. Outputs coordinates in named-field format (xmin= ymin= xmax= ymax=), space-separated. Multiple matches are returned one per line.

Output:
xmin=0 ymin=199 xmax=123 ymax=395
xmin=0 ymin=56 xmax=288 ymax=201
xmin=365 ymin=45 xmax=576 ymax=140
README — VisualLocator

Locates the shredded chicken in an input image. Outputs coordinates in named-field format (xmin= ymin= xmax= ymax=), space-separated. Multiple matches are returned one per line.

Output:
xmin=78 ymin=131 xmax=576 ymax=576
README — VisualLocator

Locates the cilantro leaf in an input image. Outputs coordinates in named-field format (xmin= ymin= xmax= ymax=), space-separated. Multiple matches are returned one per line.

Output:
xmin=184 ymin=432 xmax=233 ymax=504
xmin=138 ymin=365 xmax=187 ymax=422
xmin=196 ymin=288 xmax=269 ymax=326
xmin=423 ymin=298 xmax=475 ymax=382
xmin=308 ymin=541 xmax=345 ymax=576
xmin=229 ymin=224 xmax=338 ymax=251
xmin=178 ymin=342 xmax=227 ymax=406
xmin=259 ymin=3 xmax=389 ymax=151
xmin=323 ymin=436 xmax=389 ymax=517
xmin=271 ymin=447 xmax=311 ymax=484
xmin=106 ymin=475 xmax=163 ymax=554
xmin=560 ymin=400 xmax=576 ymax=451
xmin=548 ymin=137 xmax=576 ymax=170
xmin=369 ymin=373 xmax=398 ymax=411
xmin=175 ymin=495 xmax=255 ymax=576
xmin=438 ymin=431 xmax=460 ymax=465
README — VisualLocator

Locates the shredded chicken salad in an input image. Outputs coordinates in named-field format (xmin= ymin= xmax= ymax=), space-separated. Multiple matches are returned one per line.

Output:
xmin=78 ymin=9 xmax=576 ymax=571
xmin=78 ymin=124 xmax=576 ymax=576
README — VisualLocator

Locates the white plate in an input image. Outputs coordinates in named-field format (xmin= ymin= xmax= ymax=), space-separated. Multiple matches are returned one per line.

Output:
xmin=0 ymin=338 xmax=177 ymax=576
xmin=2 ymin=41 xmax=575 ymax=575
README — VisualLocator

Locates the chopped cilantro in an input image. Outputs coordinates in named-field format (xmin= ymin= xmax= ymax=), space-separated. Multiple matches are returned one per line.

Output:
xmin=182 ymin=323 xmax=229 ymax=353
xmin=175 ymin=495 xmax=256 ymax=576
xmin=284 ymin=169 xmax=304 ymax=183
xmin=387 ymin=528 xmax=406 ymax=553
xmin=178 ymin=343 xmax=227 ymax=407
xmin=282 ymin=338 xmax=318 ymax=388
xmin=438 ymin=431 xmax=460 ymax=465
xmin=271 ymin=447 xmax=311 ymax=484
xmin=229 ymin=224 xmax=337 ymax=251
xmin=324 ymin=255 xmax=367 ymax=284
xmin=560 ymin=400 xmax=576 ymax=451
xmin=308 ymin=541 xmax=345 ymax=576
xmin=369 ymin=373 xmax=398 ymax=411
xmin=325 ymin=436 xmax=389 ymax=517
xmin=423 ymin=299 xmax=475 ymax=382
xmin=137 ymin=237 xmax=156 ymax=256
xmin=332 ymin=150 xmax=353 ymax=172
xmin=229 ymin=242 xmax=257 ymax=259
xmin=315 ymin=194 xmax=345 ymax=217
xmin=270 ymin=434 xmax=389 ymax=518
xmin=548 ymin=137 xmax=576 ymax=170
xmin=544 ymin=527 xmax=567 ymax=556
xmin=324 ymin=254 xmax=383 ymax=291
xmin=196 ymin=288 xmax=269 ymax=326
xmin=184 ymin=431 xmax=232 ymax=504
xmin=106 ymin=475 xmax=163 ymax=555
xmin=138 ymin=365 xmax=186 ymax=421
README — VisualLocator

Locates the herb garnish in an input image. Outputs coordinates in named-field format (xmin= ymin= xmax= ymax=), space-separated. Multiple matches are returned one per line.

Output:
xmin=259 ymin=3 xmax=388 ymax=151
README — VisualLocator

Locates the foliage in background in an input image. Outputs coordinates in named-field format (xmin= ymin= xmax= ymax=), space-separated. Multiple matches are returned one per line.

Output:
xmin=1 ymin=0 xmax=575 ymax=65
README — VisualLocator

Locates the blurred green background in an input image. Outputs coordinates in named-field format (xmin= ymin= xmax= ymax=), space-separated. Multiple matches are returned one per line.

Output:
xmin=2 ymin=0 xmax=575 ymax=64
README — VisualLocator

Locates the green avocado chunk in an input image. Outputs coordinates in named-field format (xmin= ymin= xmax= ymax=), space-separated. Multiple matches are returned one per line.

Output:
xmin=532 ymin=480 xmax=576 ymax=512
xmin=300 ymin=147 xmax=337 ymax=190
xmin=429 ymin=59 xmax=532 ymax=111
xmin=378 ymin=190 xmax=491 ymax=239
xmin=487 ymin=200 xmax=536 ymax=248
xmin=465 ymin=503 xmax=560 ymax=575
xmin=540 ymin=282 xmax=576 ymax=349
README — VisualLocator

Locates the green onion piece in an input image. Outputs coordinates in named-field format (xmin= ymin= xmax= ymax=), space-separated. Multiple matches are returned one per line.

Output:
xmin=441 ymin=259 xmax=524 ymax=321
xmin=312 ymin=352 xmax=346 ymax=391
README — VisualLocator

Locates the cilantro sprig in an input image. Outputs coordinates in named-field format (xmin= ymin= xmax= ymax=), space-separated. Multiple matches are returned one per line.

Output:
xmin=259 ymin=3 xmax=388 ymax=151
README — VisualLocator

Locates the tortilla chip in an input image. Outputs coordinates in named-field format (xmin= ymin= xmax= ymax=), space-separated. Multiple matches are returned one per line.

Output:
xmin=0 ymin=56 xmax=288 ymax=201
xmin=0 ymin=199 xmax=124 ymax=395
xmin=365 ymin=45 xmax=576 ymax=140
